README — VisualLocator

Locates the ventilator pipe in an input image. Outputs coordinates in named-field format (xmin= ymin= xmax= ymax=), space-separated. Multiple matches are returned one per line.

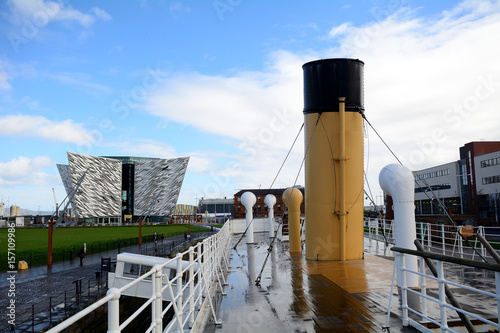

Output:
xmin=379 ymin=164 xmax=418 ymax=287
xmin=283 ymin=187 xmax=303 ymax=253
xmin=241 ymin=191 xmax=256 ymax=244
xmin=264 ymin=194 xmax=277 ymax=238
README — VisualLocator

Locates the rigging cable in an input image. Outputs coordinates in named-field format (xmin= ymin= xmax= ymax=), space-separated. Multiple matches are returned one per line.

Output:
xmin=363 ymin=121 xmax=388 ymax=245
xmin=233 ymin=122 xmax=305 ymax=250
xmin=361 ymin=109 xmax=487 ymax=262
xmin=255 ymin=113 xmax=322 ymax=286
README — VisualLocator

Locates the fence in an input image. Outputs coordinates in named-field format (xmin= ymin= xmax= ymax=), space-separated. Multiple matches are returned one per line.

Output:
xmin=46 ymin=222 xmax=231 ymax=332
xmin=392 ymin=246 xmax=500 ymax=332
xmin=2 ymin=232 xmax=192 ymax=271
xmin=3 ymin=232 xmax=214 ymax=333
xmin=1 ymin=273 xmax=108 ymax=333
xmin=364 ymin=219 xmax=500 ymax=262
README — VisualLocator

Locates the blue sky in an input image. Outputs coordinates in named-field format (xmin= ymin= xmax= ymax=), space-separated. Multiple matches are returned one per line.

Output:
xmin=1 ymin=0 xmax=499 ymax=212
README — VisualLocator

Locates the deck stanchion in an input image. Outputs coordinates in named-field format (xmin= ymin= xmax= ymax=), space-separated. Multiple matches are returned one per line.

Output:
xmin=189 ymin=246 xmax=195 ymax=328
xmin=153 ymin=265 xmax=163 ymax=333
xmin=176 ymin=253 xmax=183 ymax=327
xmin=496 ymin=272 xmax=500 ymax=332
xmin=437 ymin=260 xmax=448 ymax=331
xmin=107 ymin=288 xmax=121 ymax=333
xmin=399 ymin=254 xmax=409 ymax=326
xmin=419 ymin=257 xmax=428 ymax=318
xmin=441 ymin=223 xmax=446 ymax=255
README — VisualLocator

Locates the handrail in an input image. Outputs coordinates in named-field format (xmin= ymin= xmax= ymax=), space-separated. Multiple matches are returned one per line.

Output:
xmin=47 ymin=222 xmax=231 ymax=332
xmin=393 ymin=247 xmax=500 ymax=332
xmin=391 ymin=246 xmax=500 ymax=272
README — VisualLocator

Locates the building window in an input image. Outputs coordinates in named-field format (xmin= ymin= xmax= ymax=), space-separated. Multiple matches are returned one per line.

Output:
xmin=482 ymin=175 xmax=500 ymax=185
xmin=414 ymin=168 xmax=450 ymax=181
xmin=481 ymin=157 xmax=500 ymax=168
xmin=415 ymin=184 xmax=451 ymax=193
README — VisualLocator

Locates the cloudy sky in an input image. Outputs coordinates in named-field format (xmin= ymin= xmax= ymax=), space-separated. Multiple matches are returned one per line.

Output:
xmin=0 ymin=0 xmax=499 ymax=212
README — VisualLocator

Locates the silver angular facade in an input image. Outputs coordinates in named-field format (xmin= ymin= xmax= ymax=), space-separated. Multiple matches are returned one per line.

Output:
xmin=134 ymin=157 xmax=189 ymax=216
xmin=58 ymin=152 xmax=189 ymax=222
xmin=67 ymin=152 xmax=122 ymax=219
xmin=57 ymin=164 xmax=72 ymax=197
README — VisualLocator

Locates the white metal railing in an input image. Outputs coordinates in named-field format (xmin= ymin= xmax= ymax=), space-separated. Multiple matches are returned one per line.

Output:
xmin=364 ymin=219 xmax=500 ymax=262
xmin=48 ymin=222 xmax=231 ymax=333
xmin=392 ymin=247 xmax=500 ymax=332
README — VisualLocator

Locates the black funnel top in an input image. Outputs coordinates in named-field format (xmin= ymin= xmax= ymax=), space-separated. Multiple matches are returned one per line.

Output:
xmin=303 ymin=58 xmax=364 ymax=114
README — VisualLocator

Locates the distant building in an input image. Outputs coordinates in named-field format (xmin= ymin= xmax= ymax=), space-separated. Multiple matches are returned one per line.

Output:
xmin=198 ymin=198 xmax=234 ymax=224
xmin=413 ymin=141 xmax=500 ymax=225
xmin=173 ymin=204 xmax=197 ymax=216
xmin=0 ymin=202 xmax=4 ymax=217
xmin=58 ymin=152 xmax=189 ymax=224
xmin=10 ymin=205 xmax=20 ymax=217
xmin=233 ymin=187 xmax=305 ymax=219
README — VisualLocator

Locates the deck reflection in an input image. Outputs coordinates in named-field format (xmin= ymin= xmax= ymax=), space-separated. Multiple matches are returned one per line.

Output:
xmin=204 ymin=232 xmax=416 ymax=332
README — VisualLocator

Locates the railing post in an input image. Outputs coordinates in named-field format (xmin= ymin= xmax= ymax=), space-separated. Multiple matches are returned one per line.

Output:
xmin=436 ymin=260 xmax=448 ymax=331
xmin=399 ymin=253 xmax=409 ymax=326
xmin=153 ymin=265 xmax=163 ymax=333
xmin=426 ymin=223 xmax=431 ymax=249
xmin=441 ymin=223 xmax=445 ymax=255
xmin=199 ymin=241 xmax=205 ymax=300
xmin=107 ymin=288 xmax=121 ymax=333
xmin=479 ymin=226 xmax=486 ymax=258
xmin=458 ymin=226 xmax=464 ymax=259
xmin=189 ymin=246 xmax=195 ymax=328
xmin=496 ymin=271 xmax=500 ymax=332
xmin=419 ymin=222 xmax=424 ymax=244
xmin=176 ymin=252 xmax=184 ymax=328
xmin=391 ymin=219 xmax=395 ymax=243
xmin=419 ymin=257 xmax=428 ymax=319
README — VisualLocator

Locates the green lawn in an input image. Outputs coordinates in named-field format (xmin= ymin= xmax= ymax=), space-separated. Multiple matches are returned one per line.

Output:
xmin=0 ymin=224 xmax=206 ymax=270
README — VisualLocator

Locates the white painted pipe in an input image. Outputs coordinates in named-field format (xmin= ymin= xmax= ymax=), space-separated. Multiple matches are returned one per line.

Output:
xmin=379 ymin=164 xmax=418 ymax=287
xmin=264 ymin=194 xmax=276 ymax=238
xmin=241 ymin=191 xmax=256 ymax=244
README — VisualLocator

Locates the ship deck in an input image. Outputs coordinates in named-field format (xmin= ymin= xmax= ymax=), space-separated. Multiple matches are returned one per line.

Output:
xmin=204 ymin=232 xmax=416 ymax=332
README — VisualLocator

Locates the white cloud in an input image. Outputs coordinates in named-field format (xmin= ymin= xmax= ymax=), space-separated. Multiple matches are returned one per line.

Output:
xmin=48 ymin=72 xmax=111 ymax=93
xmin=169 ymin=2 xmax=191 ymax=17
xmin=7 ymin=0 xmax=111 ymax=28
xmin=145 ymin=50 xmax=308 ymax=151
xmin=92 ymin=7 xmax=112 ymax=21
xmin=115 ymin=138 xmax=179 ymax=158
xmin=0 ymin=156 xmax=54 ymax=185
xmin=0 ymin=60 xmax=13 ymax=91
xmin=0 ymin=115 xmax=95 ymax=145
xmin=327 ymin=22 xmax=352 ymax=38
xmin=145 ymin=0 xmax=500 ymax=200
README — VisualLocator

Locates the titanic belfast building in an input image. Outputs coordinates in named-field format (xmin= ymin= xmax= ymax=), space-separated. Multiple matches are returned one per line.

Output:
xmin=57 ymin=152 xmax=189 ymax=224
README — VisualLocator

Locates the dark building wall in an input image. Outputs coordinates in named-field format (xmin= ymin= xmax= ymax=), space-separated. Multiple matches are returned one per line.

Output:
xmin=460 ymin=141 xmax=500 ymax=221
xmin=122 ymin=163 xmax=135 ymax=216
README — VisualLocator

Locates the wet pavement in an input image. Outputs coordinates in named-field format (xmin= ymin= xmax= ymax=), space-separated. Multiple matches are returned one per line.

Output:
xmin=204 ymin=232 xmax=414 ymax=333
xmin=0 ymin=232 xmax=210 ymax=332
xmin=203 ymin=232 xmax=500 ymax=333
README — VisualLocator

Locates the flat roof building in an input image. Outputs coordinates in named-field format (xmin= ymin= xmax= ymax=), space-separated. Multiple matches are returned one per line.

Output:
xmin=412 ymin=141 xmax=500 ymax=225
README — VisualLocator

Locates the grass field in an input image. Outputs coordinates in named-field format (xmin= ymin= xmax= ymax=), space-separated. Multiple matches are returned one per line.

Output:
xmin=0 ymin=224 xmax=207 ymax=270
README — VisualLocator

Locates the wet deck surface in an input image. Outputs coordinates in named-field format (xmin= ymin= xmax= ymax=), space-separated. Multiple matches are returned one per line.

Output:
xmin=205 ymin=233 xmax=415 ymax=332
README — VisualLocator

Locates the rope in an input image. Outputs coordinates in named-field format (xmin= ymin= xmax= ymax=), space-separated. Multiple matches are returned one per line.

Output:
xmin=233 ymin=122 xmax=305 ymax=249
xmin=360 ymin=110 xmax=403 ymax=166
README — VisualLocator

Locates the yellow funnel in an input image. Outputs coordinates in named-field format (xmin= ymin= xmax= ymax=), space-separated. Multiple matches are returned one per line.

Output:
xmin=303 ymin=59 xmax=365 ymax=261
